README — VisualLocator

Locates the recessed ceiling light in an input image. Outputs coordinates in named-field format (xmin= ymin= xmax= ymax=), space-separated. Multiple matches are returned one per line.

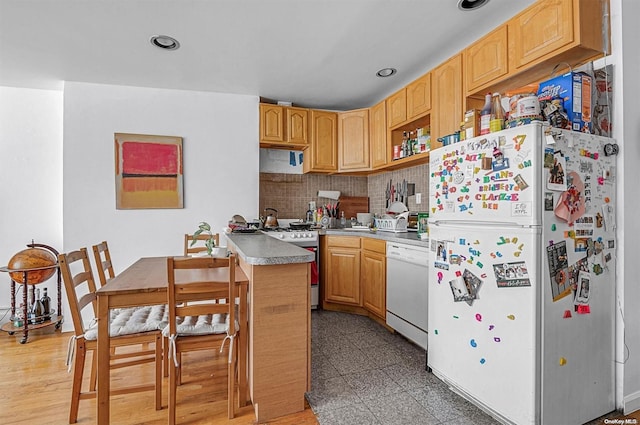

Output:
xmin=376 ymin=68 xmax=397 ymax=78
xmin=458 ymin=0 xmax=489 ymax=11
xmin=150 ymin=35 xmax=180 ymax=50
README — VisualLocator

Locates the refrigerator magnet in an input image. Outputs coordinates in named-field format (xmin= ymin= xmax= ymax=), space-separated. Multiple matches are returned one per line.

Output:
xmin=547 ymin=241 xmax=572 ymax=302
xmin=545 ymin=193 xmax=554 ymax=211
xmin=554 ymin=172 xmax=586 ymax=223
xmin=514 ymin=174 xmax=529 ymax=190
xmin=547 ymin=151 xmax=567 ymax=191
xmin=574 ymin=271 xmax=591 ymax=305
xmin=494 ymin=261 xmax=531 ymax=287
xmin=544 ymin=148 xmax=555 ymax=168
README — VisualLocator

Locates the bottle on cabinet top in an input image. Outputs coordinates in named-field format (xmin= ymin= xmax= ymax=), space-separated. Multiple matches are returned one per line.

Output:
xmin=480 ymin=93 xmax=492 ymax=135
xmin=490 ymin=93 xmax=506 ymax=133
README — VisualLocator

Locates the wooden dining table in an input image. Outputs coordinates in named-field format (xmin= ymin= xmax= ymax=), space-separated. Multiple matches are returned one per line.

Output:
xmin=95 ymin=256 xmax=249 ymax=425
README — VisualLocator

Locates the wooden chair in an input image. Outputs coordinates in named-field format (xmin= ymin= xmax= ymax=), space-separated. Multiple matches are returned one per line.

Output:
xmin=58 ymin=248 xmax=163 ymax=424
xmin=91 ymin=240 xmax=115 ymax=287
xmin=91 ymin=240 xmax=171 ymax=378
xmin=184 ymin=233 xmax=220 ymax=256
xmin=164 ymin=254 xmax=248 ymax=423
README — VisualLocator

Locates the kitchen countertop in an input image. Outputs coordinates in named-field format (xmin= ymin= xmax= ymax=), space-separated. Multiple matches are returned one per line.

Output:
xmin=226 ymin=232 xmax=315 ymax=265
xmin=321 ymin=228 xmax=429 ymax=248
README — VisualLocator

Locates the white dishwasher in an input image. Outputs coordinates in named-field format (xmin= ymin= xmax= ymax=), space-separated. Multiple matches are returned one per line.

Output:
xmin=386 ymin=241 xmax=429 ymax=350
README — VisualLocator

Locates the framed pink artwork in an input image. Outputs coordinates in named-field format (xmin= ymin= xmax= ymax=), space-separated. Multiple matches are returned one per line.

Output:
xmin=114 ymin=133 xmax=184 ymax=209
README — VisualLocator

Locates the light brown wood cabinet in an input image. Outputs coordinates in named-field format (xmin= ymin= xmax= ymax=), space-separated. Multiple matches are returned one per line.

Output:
xmin=338 ymin=109 xmax=370 ymax=172
xmin=287 ymin=107 xmax=309 ymax=145
xmin=464 ymin=25 xmax=509 ymax=95
xmin=386 ymin=73 xmax=431 ymax=129
xmin=259 ymin=104 xmax=285 ymax=143
xmin=432 ymin=53 xmax=463 ymax=143
xmin=259 ymin=104 xmax=309 ymax=149
xmin=303 ymin=110 xmax=338 ymax=173
xmin=406 ymin=73 xmax=432 ymax=120
xmin=369 ymin=100 xmax=388 ymax=169
xmin=361 ymin=238 xmax=386 ymax=320
xmin=386 ymin=88 xmax=407 ymax=128
xmin=322 ymin=235 xmax=387 ymax=320
xmin=508 ymin=0 xmax=605 ymax=72
xmin=323 ymin=236 xmax=361 ymax=306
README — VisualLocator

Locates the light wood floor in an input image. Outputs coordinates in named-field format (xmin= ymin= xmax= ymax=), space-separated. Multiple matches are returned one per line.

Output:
xmin=0 ymin=327 xmax=318 ymax=425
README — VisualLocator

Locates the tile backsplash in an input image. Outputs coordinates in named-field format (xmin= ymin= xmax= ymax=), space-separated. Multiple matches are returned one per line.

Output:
xmin=259 ymin=163 xmax=430 ymax=220
xmin=368 ymin=163 xmax=430 ymax=215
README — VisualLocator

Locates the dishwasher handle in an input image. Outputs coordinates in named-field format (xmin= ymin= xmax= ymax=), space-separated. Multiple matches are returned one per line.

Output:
xmin=386 ymin=244 xmax=429 ymax=267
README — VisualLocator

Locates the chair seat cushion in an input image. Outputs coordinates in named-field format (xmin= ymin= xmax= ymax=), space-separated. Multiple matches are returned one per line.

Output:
xmin=161 ymin=313 xmax=234 ymax=337
xmin=84 ymin=304 xmax=167 ymax=340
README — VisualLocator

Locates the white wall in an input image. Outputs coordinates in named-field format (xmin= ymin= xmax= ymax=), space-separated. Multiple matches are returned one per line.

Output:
xmin=0 ymin=87 xmax=63 ymax=315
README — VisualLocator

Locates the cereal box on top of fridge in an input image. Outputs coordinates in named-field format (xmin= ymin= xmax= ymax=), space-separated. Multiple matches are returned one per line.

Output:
xmin=537 ymin=71 xmax=592 ymax=133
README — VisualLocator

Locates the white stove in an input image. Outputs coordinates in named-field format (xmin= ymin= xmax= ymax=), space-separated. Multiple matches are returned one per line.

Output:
xmin=262 ymin=219 xmax=318 ymax=246
xmin=263 ymin=229 xmax=318 ymax=245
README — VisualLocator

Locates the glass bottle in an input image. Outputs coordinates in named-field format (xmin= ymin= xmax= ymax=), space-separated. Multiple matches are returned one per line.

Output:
xmin=490 ymin=93 xmax=505 ymax=133
xmin=30 ymin=288 xmax=45 ymax=324
xmin=340 ymin=211 xmax=346 ymax=228
xmin=480 ymin=93 xmax=492 ymax=135
xmin=41 ymin=287 xmax=51 ymax=321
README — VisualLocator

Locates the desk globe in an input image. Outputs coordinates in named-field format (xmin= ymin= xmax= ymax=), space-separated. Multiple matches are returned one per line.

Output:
xmin=1 ymin=243 xmax=61 ymax=343
xmin=8 ymin=247 xmax=57 ymax=284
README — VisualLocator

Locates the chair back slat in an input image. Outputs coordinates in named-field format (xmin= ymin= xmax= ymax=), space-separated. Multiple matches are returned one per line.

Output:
xmin=92 ymin=241 xmax=115 ymax=287
xmin=177 ymin=303 xmax=229 ymax=317
xmin=58 ymin=248 xmax=99 ymax=336
xmin=184 ymin=233 xmax=220 ymax=256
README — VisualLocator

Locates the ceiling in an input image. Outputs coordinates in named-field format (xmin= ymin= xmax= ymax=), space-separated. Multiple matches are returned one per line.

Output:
xmin=0 ymin=0 xmax=536 ymax=111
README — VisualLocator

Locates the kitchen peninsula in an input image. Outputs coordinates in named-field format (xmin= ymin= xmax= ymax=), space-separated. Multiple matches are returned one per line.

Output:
xmin=225 ymin=232 xmax=314 ymax=423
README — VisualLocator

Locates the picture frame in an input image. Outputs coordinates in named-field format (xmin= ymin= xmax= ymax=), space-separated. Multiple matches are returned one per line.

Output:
xmin=114 ymin=133 xmax=184 ymax=209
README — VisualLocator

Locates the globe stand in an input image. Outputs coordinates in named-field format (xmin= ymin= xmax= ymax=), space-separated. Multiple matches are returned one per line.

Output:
xmin=0 ymin=243 xmax=62 ymax=344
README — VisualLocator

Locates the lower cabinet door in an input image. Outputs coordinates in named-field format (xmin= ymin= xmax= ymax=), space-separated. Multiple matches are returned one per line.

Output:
xmin=361 ymin=250 xmax=386 ymax=318
xmin=325 ymin=247 xmax=361 ymax=305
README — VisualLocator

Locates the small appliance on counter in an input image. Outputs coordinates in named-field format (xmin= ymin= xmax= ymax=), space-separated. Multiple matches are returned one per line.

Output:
xmin=407 ymin=212 xmax=430 ymax=237
xmin=407 ymin=212 xmax=419 ymax=231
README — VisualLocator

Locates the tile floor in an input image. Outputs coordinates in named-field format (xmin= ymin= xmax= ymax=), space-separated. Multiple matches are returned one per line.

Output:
xmin=306 ymin=309 xmax=622 ymax=425
xmin=306 ymin=309 xmax=499 ymax=425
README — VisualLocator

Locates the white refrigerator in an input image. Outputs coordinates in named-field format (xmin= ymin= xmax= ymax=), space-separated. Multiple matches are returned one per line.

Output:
xmin=427 ymin=122 xmax=617 ymax=425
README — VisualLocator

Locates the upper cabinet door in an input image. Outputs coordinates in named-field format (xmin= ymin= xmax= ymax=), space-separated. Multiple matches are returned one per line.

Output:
xmin=369 ymin=100 xmax=388 ymax=169
xmin=287 ymin=107 xmax=309 ymax=145
xmin=259 ymin=104 xmax=284 ymax=142
xmin=304 ymin=110 xmax=338 ymax=173
xmin=509 ymin=0 xmax=573 ymax=70
xmin=432 ymin=54 xmax=463 ymax=143
xmin=464 ymin=25 xmax=509 ymax=94
xmin=386 ymin=89 xmax=407 ymax=128
xmin=338 ymin=109 xmax=370 ymax=172
xmin=406 ymin=73 xmax=431 ymax=120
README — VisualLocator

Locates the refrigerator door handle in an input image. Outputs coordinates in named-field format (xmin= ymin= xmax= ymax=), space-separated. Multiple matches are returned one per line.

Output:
xmin=431 ymin=220 xmax=540 ymax=229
